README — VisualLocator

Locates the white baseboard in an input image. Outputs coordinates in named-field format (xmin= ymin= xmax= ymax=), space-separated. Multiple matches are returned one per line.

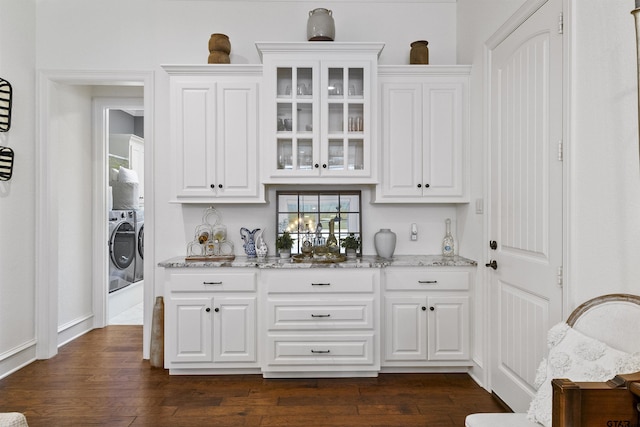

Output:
xmin=57 ymin=314 xmax=95 ymax=348
xmin=0 ymin=339 xmax=37 ymax=380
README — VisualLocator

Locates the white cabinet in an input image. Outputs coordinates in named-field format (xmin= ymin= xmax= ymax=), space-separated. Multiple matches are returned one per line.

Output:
xmin=257 ymin=42 xmax=384 ymax=184
xmin=164 ymin=65 xmax=264 ymax=203
xmin=375 ymin=66 xmax=470 ymax=203
xmin=164 ymin=268 xmax=259 ymax=373
xmin=382 ymin=268 xmax=471 ymax=367
xmin=261 ymin=269 xmax=380 ymax=377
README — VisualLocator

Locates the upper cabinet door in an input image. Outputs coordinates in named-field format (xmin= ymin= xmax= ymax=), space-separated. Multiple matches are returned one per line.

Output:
xmin=375 ymin=66 xmax=470 ymax=203
xmin=165 ymin=65 xmax=265 ymax=204
xmin=378 ymin=82 xmax=424 ymax=197
xmin=257 ymin=42 xmax=384 ymax=184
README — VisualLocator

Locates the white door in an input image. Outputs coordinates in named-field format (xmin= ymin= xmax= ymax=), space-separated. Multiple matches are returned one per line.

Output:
xmin=488 ymin=0 xmax=564 ymax=412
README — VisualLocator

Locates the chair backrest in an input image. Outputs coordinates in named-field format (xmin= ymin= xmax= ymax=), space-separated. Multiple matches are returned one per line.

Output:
xmin=567 ymin=293 xmax=640 ymax=354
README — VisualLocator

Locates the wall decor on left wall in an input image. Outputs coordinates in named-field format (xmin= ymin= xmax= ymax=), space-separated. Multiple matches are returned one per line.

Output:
xmin=0 ymin=77 xmax=14 ymax=181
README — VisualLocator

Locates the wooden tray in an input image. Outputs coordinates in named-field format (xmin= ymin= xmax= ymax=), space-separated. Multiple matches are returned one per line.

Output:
xmin=185 ymin=255 xmax=235 ymax=262
xmin=292 ymin=254 xmax=346 ymax=264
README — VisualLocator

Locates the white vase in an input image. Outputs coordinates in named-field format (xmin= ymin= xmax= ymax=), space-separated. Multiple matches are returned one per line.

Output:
xmin=279 ymin=249 xmax=291 ymax=259
xmin=374 ymin=228 xmax=396 ymax=259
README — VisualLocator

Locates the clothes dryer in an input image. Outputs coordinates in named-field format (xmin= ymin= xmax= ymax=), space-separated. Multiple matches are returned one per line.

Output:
xmin=109 ymin=210 xmax=137 ymax=293
xmin=134 ymin=208 xmax=144 ymax=282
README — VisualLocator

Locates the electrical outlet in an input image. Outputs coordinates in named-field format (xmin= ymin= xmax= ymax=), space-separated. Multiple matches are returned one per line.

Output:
xmin=410 ymin=223 xmax=418 ymax=240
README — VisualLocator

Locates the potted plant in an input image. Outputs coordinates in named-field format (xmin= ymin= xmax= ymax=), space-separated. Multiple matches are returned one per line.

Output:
xmin=341 ymin=233 xmax=360 ymax=259
xmin=275 ymin=231 xmax=294 ymax=259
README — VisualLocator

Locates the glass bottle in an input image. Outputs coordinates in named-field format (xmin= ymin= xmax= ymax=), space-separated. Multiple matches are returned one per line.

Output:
xmin=327 ymin=219 xmax=339 ymax=253
xmin=442 ymin=218 xmax=455 ymax=257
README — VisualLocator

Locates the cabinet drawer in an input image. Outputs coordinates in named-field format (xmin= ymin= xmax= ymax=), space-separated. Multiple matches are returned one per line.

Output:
xmin=266 ymin=334 xmax=374 ymax=366
xmin=264 ymin=270 xmax=377 ymax=294
xmin=267 ymin=299 xmax=374 ymax=330
xmin=385 ymin=269 xmax=469 ymax=291
xmin=167 ymin=270 xmax=257 ymax=292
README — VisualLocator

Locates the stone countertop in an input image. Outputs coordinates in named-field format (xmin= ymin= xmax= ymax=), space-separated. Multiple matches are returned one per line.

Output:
xmin=158 ymin=254 xmax=477 ymax=269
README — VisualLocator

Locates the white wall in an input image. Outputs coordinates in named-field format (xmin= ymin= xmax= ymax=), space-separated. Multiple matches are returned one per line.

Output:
xmin=569 ymin=0 xmax=640 ymax=305
xmin=54 ymin=85 xmax=94 ymax=331
xmin=0 ymin=0 xmax=36 ymax=378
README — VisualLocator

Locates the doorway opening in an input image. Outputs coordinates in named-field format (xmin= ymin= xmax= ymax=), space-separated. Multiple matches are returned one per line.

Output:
xmin=104 ymin=105 xmax=145 ymax=325
xmin=36 ymin=71 xmax=154 ymax=361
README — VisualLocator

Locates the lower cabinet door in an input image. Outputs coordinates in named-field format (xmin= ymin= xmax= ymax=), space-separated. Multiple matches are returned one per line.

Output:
xmin=166 ymin=296 xmax=213 ymax=363
xmin=384 ymin=295 xmax=428 ymax=361
xmin=212 ymin=296 xmax=257 ymax=363
xmin=427 ymin=296 xmax=469 ymax=361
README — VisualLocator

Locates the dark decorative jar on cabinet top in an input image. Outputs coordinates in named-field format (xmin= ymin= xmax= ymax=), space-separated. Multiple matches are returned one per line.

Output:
xmin=410 ymin=40 xmax=429 ymax=64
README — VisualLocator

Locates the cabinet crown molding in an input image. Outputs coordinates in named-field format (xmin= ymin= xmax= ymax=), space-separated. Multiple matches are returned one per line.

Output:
xmin=256 ymin=42 xmax=385 ymax=61
xmin=162 ymin=64 xmax=263 ymax=76
xmin=378 ymin=65 xmax=471 ymax=77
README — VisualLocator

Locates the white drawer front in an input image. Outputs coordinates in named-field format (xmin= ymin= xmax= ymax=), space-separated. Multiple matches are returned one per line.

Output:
xmin=167 ymin=270 xmax=257 ymax=292
xmin=266 ymin=334 xmax=374 ymax=366
xmin=264 ymin=270 xmax=377 ymax=294
xmin=267 ymin=299 xmax=374 ymax=330
xmin=385 ymin=269 xmax=469 ymax=291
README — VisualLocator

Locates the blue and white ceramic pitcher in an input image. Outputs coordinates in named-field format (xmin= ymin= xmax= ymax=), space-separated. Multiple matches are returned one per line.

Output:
xmin=240 ymin=227 xmax=260 ymax=257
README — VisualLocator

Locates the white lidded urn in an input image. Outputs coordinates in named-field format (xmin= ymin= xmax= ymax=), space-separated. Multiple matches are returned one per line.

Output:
xmin=307 ymin=8 xmax=335 ymax=41
xmin=374 ymin=228 xmax=396 ymax=259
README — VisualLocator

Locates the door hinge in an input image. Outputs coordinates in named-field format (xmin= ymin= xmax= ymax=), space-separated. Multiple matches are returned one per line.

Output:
xmin=558 ymin=12 xmax=564 ymax=35
xmin=558 ymin=140 xmax=563 ymax=161
xmin=557 ymin=266 xmax=563 ymax=287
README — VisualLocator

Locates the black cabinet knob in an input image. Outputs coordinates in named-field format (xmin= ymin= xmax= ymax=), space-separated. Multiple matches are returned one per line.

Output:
xmin=429 ymin=306 xmax=435 ymax=311
xmin=205 ymin=307 xmax=211 ymax=312
xmin=417 ymin=184 xmax=422 ymax=188
xmin=424 ymin=183 xmax=430 ymax=188
xmin=218 ymin=184 xmax=223 ymax=188
xmin=210 ymin=184 xmax=215 ymax=189
xmin=314 ymin=163 xmax=319 ymax=168
xmin=322 ymin=164 xmax=327 ymax=168
xmin=214 ymin=307 xmax=220 ymax=313
xmin=421 ymin=306 xmax=427 ymax=311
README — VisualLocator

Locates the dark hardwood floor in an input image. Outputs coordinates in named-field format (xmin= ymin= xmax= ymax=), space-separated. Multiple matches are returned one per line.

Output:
xmin=0 ymin=326 xmax=507 ymax=426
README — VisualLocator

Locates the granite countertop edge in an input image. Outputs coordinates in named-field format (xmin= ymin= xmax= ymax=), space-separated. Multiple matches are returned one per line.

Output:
xmin=158 ymin=255 xmax=477 ymax=269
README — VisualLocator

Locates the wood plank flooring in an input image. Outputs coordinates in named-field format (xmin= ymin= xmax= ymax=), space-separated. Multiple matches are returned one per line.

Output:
xmin=0 ymin=326 xmax=507 ymax=426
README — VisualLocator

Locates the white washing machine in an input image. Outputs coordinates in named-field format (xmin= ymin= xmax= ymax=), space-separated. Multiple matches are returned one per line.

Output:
xmin=134 ymin=208 xmax=144 ymax=282
xmin=109 ymin=210 xmax=137 ymax=293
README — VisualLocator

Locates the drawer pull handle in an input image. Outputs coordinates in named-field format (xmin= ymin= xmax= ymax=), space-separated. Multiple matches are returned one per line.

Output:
xmin=203 ymin=281 xmax=223 ymax=285
xmin=311 ymin=349 xmax=331 ymax=354
xmin=311 ymin=314 xmax=331 ymax=318
xmin=418 ymin=280 xmax=438 ymax=284
xmin=311 ymin=283 xmax=331 ymax=286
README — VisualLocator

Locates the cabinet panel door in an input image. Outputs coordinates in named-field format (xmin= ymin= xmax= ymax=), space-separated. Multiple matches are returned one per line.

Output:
xmin=173 ymin=80 xmax=216 ymax=198
xmin=216 ymin=82 xmax=260 ymax=198
xmin=384 ymin=295 xmax=427 ymax=361
xmin=212 ymin=297 xmax=257 ymax=363
xmin=422 ymin=82 xmax=465 ymax=198
xmin=166 ymin=296 xmax=213 ymax=363
xmin=379 ymin=82 xmax=423 ymax=197
xmin=427 ymin=296 xmax=469 ymax=361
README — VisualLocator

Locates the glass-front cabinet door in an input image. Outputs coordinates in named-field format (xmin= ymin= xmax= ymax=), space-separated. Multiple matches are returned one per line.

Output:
xmin=323 ymin=64 xmax=367 ymax=174
xmin=258 ymin=42 xmax=383 ymax=184
xmin=274 ymin=63 xmax=319 ymax=174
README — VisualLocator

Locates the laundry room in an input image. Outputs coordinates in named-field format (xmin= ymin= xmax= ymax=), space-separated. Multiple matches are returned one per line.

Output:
xmin=107 ymin=108 xmax=144 ymax=325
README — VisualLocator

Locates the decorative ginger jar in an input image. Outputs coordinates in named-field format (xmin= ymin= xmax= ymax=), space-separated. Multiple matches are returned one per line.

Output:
xmin=307 ymin=8 xmax=335 ymax=41
xmin=374 ymin=228 xmax=396 ymax=259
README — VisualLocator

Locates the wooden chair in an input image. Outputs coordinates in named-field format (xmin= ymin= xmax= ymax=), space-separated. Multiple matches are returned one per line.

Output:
xmin=465 ymin=293 xmax=640 ymax=427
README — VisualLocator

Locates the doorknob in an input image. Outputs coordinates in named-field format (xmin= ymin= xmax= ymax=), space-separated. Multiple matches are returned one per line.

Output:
xmin=485 ymin=260 xmax=498 ymax=270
